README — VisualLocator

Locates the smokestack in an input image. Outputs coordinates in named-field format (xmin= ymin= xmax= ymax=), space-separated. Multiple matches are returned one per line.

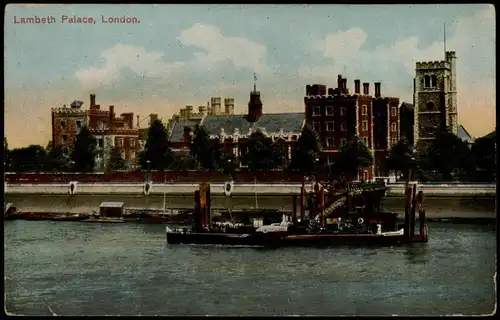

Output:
xmin=374 ymin=82 xmax=381 ymax=98
xmin=137 ymin=115 xmax=140 ymax=128
xmin=363 ymin=83 xmax=370 ymax=95
xmin=337 ymin=75 xmax=342 ymax=90
xmin=354 ymin=79 xmax=361 ymax=94
xmin=90 ymin=94 xmax=96 ymax=108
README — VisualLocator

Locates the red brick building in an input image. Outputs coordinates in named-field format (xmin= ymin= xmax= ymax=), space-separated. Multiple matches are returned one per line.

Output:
xmin=304 ymin=75 xmax=400 ymax=180
xmin=51 ymin=94 xmax=140 ymax=170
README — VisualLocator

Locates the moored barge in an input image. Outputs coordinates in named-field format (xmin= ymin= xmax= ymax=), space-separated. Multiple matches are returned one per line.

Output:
xmin=166 ymin=181 xmax=429 ymax=247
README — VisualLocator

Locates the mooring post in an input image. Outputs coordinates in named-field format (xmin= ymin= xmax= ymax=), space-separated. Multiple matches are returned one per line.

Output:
xmin=194 ymin=190 xmax=201 ymax=231
xmin=417 ymin=191 xmax=428 ymax=242
xmin=292 ymin=195 xmax=298 ymax=224
xmin=319 ymin=184 xmax=325 ymax=227
xmin=410 ymin=183 xmax=417 ymax=238
xmin=300 ymin=181 xmax=305 ymax=221
xmin=403 ymin=183 xmax=411 ymax=239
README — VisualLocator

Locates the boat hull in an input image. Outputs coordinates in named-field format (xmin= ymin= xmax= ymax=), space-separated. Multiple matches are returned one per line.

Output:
xmin=166 ymin=230 xmax=425 ymax=247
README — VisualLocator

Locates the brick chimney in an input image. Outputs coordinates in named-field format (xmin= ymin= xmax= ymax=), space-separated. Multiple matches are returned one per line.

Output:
xmin=109 ymin=106 xmax=115 ymax=129
xmin=354 ymin=79 xmax=361 ymax=94
xmin=183 ymin=126 xmax=192 ymax=144
xmin=374 ymin=82 xmax=381 ymax=98
xmin=90 ymin=94 xmax=96 ymax=109
xmin=341 ymin=78 xmax=348 ymax=94
xmin=363 ymin=82 xmax=370 ymax=95
xmin=337 ymin=75 xmax=343 ymax=91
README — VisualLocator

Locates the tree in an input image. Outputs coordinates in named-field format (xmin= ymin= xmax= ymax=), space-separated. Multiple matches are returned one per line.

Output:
xmin=8 ymin=145 xmax=47 ymax=172
xmin=46 ymin=145 xmax=70 ymax=172
xmin=140 ymin=119 xmax=175 ymax=170
xmin=189 ymin=125 xmax=221 ymax=170
xmin=470 ymin=133 xmax=496 ymax=182
xmin=386 ymin=138 xmax=415 ymax=179
xmin=423 ymin=130 xmax=472 ymax=181
xmin=107 ymin=147 xmax=126 ymax=171
xmin=71 ymin=126 xmax=97 ymax=172
xmin=332 ymin=136 xmax=373 ymax=181
xmin=245 ymin=130 xmax=283 ymax=171
xmin=288 ymin=126 xmax=322 ymax=175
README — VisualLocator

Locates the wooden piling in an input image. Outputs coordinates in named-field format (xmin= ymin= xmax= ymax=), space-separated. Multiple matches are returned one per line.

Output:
xmin=292 ymin=195 xmax=298 ymax=224
xmin=300 ymin=182 xmax=305 ymax=221
xmin=410 ymin=183 xmax=417 ymax=238
xmin=417 ymin=191 xmax=428 ymax=242
xmin=403 ymin=183 xmax=412 ymax=239
xmin=319 ymin=184 xmax=325 ymax=227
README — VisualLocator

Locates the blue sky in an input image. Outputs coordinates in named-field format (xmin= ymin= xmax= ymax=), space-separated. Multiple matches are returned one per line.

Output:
xmin=4 ymin=4 xmax=495 ymax=147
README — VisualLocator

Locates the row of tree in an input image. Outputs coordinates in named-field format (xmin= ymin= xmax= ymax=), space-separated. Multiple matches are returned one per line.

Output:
xmin=4 ymin=127 xmax=127 ymax=173
xmin=3 ymin=119 xmax=496 ymax=183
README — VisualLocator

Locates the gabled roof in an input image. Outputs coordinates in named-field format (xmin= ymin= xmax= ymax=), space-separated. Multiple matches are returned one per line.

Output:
xmin=201 ymin=112 xmax=304 ymax=138
xmin=456 ymin=124 xmax=474 ymax=144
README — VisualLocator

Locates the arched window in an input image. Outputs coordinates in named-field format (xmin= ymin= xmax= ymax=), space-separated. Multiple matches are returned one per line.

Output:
xmin=426 ymin=101 xmax=435 ymax=111
xmin=431 ymin=75 xmax=437 ymax=88
xmin=424 ymin=75 xmax=431 ymax=88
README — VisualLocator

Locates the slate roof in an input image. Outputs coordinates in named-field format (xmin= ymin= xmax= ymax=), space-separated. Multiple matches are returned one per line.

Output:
xmin=200 ymin=112 xmax=305 ymax=137
xmin=168 ymin=119 xmax=202 ymax=143
xmin=168 ymin=112 xmax=305 ymax=143
xmin=456 ymin=124 xmax=474 ymax=144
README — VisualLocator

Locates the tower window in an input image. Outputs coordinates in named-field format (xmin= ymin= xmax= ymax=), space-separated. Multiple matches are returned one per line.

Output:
xmin=61 ymin=135 xmax=67 ymax=144
xmin=431 ymin=75 xmax=437 ymax=88
xmin=60 ymin=120 xmax=66 ymax=128
xmin=76 ymin=120 xmax=82 ymax=129
xmin=391 ymin=123 xmax=397 ymax=132
xmin=362 ymin=105 xmax=367 ymax=115
xmin=312 ymin=106 xmax=321 ymax=117
xmin=340 ymin=107 xmax=346 ymax=116
xmin=340 ymin=122 xmax=346 ymax=131
xmin=363 ymin=137 xmax=368 ymax=146
xmin=362 ymin=120 xmax=368 ymax=131
xmin=426 ymin=101 xmax=435 ymax=111
xmin=391 ymin=107 xmax=397 ymax=117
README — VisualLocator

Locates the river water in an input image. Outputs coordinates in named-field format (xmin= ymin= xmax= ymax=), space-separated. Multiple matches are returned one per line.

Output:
xmin=4 ymin=220 xmax=496 ymax=316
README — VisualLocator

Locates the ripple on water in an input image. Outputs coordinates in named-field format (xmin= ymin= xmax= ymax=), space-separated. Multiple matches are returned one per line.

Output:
xmin=4 ymin=221 xmax=496 ymax=316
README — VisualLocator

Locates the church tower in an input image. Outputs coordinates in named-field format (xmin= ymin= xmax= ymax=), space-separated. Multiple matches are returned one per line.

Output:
xmin=413 ymin=51 xmax=458 ymax=147
xmin=247 ymin=73 xmax=263 ymax=122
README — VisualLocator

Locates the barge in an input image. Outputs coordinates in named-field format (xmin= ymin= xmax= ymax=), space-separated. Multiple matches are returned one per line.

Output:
xmin=166 ymin=180 xmax=429 ymax=247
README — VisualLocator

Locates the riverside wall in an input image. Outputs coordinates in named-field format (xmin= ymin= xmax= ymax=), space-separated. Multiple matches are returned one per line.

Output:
xmin=3 ymin=183 xmax=496 ymax=219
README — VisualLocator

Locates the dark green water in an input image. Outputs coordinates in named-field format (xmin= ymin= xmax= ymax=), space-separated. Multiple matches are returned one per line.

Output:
xmin=4 ymin=221 xmax=496 ymax=316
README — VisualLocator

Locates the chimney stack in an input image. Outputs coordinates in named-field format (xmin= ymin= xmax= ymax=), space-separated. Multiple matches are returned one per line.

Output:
xmin=354 ymin=79 xmax=361 ymax=94
xmin=109 ymin=106 xmax=115 ymax=128
xmin=337 ymin=75 xmax=343 ymax=91
xmin=90 ymin=94 xmax=96 ymax=108
xmin=363 ymin=83 xmax=370 ymax=95
xmin=137 ymin=115 xmax=140 ymax=128
xmin=183 ymin=126 xmax=192 ymax=144
xmin=374 ymin=82 xmax=381 ymax=98
xmin=341 ymin=78 xmax=348 ymax=94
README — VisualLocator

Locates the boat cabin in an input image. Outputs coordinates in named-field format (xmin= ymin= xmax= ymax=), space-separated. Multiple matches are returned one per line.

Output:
xmin=99 ymin=202 xmax=124 ymax=218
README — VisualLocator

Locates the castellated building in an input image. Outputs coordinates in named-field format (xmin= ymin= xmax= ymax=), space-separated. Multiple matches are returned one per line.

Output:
xmin=304 ymin=75 xmax=400 ymax=180
xmin=413 ymin=51 xmax=458 ymax=147
xmin=51 ymin=94 xmax=140 ymax=170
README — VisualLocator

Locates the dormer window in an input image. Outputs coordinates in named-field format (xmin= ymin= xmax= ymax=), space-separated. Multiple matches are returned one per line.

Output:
xmin=312 ymin=106 xmax=321 ymax=117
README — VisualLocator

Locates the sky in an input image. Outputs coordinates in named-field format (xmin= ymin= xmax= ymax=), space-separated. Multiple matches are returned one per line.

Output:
xmin=4 ymin=4 xmax=496 ymax=148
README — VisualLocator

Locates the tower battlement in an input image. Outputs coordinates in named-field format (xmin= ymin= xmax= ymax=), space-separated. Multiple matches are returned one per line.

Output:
xmin=415 ymin=61 xmax=450 ymax=70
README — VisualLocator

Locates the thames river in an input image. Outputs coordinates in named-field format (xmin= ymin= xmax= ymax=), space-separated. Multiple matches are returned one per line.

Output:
xmin=4 ymin=220 xmax=496 ymax=316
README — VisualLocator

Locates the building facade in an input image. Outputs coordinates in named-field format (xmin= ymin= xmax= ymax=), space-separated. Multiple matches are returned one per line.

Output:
xmin=304 ymin=75 xmax=400 ymax=180
xmin=414 ymin=51 xmax=458 ymax=147
xmin=51 ymin=94 xmax=140 ymax=170
xmin=168 ymin=88 xmax=303 ymax=168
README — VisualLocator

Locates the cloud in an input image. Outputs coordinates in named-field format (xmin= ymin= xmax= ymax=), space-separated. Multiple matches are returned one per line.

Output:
xmin=75 ymin=23 xmax=269 ymax=90
xmin=75 ymin=44 xmax=186 ymax=90
xmin=299 ymin=7 xmax=495 ymax=100
xmin=177 ymin=23 xmax=269 ymax=74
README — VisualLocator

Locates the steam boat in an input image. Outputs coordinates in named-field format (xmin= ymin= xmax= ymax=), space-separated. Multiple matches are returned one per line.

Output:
xmin=166 ymin=180 xmax=429 ymax=247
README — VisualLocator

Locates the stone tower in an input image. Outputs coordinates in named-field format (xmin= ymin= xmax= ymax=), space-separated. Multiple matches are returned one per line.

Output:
xmin=413 ymin=51 xmax=458 ymax=146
